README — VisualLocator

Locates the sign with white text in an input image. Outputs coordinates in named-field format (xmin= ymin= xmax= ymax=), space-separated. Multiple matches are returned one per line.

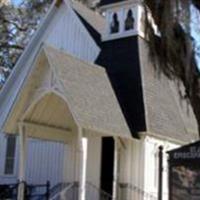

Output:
xmin=168 ymin=141 xmax=200 ymax=200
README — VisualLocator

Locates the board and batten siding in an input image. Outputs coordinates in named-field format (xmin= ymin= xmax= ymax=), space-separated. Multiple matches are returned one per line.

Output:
xmin=25 ymin=138 xmax=65 ymax=186
xmin=118 ymin=135 xmax=180 ymax=200
xmin=45 ymin=2 xmax=100 ymax=62
xmin=143 ymin=136 xmax=179 ymax=200
xmin=118 ymin=138 xmax=145 ymax=200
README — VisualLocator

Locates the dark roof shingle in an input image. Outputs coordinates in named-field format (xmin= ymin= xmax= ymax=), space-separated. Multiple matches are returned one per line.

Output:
xmin=99 ymin=0 xmax=126 ymax=6
xmin=138 ymin=38 xmax=198 ymax=142
xmin=44 ymin=45 xmax=132 ymax=138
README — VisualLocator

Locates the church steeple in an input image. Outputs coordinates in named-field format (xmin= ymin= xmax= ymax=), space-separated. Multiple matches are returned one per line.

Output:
xmin=100 ymin=0 xmax=144 ymax=41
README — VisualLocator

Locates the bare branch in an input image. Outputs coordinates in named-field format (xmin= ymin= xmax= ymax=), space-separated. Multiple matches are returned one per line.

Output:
xmin=0 ymin=43 xmax=24 ymax=50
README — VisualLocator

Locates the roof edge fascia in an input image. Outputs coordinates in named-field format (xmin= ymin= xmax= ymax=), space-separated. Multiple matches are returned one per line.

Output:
xmin=43 ymin=46 xmax=80 ymax=128
xmin=139 ymin=131 xmax=196 ymax=145
xmin=0 ymin=0 xmax=58 ymax=130
xmin=0 ymin=1 xmax=58 ymax=99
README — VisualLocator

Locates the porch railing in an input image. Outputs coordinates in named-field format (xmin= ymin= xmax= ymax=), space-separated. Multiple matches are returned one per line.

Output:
xmin=25 ymin=181 xmax=50 ymax=200
xmin=86 ymin=182 xmax=112 ymax=200
xmin=50 ymin=181 xmax=112 ymax=200
xmin=50 ymin=182 xmax=78 ymax=200
xmin=0 ymin=181 xmax=50 ymax=200
xmin=0 ymin=181 xmax=160 ymax=200
xmin=118 ymin=183 xmax=157 ymax=200
xmin=0 ymin=183 xmax=18 ymax=199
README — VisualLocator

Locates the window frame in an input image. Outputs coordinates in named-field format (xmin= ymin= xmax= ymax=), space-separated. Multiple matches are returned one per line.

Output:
xmin=4 ymin=135 xmax=17 ymax=176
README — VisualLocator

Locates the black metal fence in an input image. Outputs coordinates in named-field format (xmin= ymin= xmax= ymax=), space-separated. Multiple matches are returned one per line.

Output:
xmin=0 ymin=181 xmax=160 ymax=200
xmin=118 ymin=183 xmax=157 ymax=200
xmin=0 ymin=181 xmax=50 ymax=200
xmin=86 ymin=182 xmax=113 ymax=200
xmin=50 ymin=182 xmax=78 ymax=200
xmin=0 ymin=183 xmax=18 ymax=199
xmin=25 ymin=181 xmax=50 ymax=200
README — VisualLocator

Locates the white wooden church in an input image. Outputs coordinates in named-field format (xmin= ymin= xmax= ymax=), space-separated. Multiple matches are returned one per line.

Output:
xmin=0 ymin=0 xmax=198 ymax=199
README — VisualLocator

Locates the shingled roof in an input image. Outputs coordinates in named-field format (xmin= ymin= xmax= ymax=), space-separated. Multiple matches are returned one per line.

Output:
xmin=99 ymin=0 xmax=126 ymax=6
xmin=3 ymin=44 xmax=132 ymax=140
xmin=138 ymin=38 xmax=198 ymax=142
xmin=96 ymin=35 xmax=198 ymax=142
xmin=44 ymin=45 xmax=131 ymax=137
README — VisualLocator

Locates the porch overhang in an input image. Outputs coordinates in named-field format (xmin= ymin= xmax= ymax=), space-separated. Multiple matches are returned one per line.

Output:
xmin=2 ymin=44 xmax=132 ymax=142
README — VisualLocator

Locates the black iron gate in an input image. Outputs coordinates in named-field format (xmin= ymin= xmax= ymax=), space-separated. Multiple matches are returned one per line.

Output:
xmin=0 ymin=183 xmax=18 ymax=199
xmin=0 ymin=180 xmax=50 ymax=200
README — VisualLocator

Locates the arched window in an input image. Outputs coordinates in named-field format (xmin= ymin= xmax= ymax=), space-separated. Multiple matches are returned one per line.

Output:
xmin=125 ymin=9 xmax=134 ymax=31
xmin=110 ymin=13 xmax=119 ymax=34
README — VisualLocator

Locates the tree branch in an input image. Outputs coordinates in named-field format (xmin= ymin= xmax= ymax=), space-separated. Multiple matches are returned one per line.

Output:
xmin=0 ymin=43 xmax=24 ymax=50
xmin=1 ymin=17 xmax=28 ymax=32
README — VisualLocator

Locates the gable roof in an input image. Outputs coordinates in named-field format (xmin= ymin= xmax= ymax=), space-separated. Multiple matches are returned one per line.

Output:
xmin=0 ymin=0 xmax=100 ymax=132
xmin=72 ymin=1 xmax=106 ymax=34
xmin=45 ymin=45 xmax=131 ymax=137
xmin=3 ymin=44 xmax=132 ymax=141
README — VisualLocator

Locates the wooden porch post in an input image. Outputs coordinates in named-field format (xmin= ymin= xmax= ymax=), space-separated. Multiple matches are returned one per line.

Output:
xmin=158 ymin=146 xmax=163 ymax=200
xmin=78 ymin=127 xmax=87 ymax=200
xmin=17 ymin=123 xmax=27 ymax=200
xmin=112 ymin=137 xmax=119 ymax=200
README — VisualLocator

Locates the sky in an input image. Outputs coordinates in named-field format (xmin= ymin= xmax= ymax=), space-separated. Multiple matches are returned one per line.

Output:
xmin=11 ymin=0 xmax=22 ymax=5
xmin=191 ymin=5 xmax=200 ymax=70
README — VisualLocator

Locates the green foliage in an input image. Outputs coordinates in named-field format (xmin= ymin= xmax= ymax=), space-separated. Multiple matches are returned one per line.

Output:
xmin=0 ymin=0 xmax=52 ymax=83
xmin=143 ymin=0 xmax=200 ymax=133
